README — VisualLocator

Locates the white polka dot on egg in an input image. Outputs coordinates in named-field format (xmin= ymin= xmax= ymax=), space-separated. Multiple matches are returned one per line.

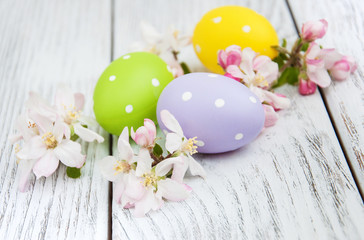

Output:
xmin=195 ymin=44 xmax=201 ymax=53
xmin=123 ymin=55 xmax=130 ymax=59
xmin=215 ymin=98 xmax=225 ymax=108
xmin=125 ymin=105 xmax=133 ymax=113
xmin=213 ymin=16 xmax=222 ymax=23
xmin=235 ymin=133 xmax=244 ymax=140
xmin=208 ymin=74 xmax=218 ymax=78
xmin=182 ymin=91 xmax=192 ymax=101
xmin=196 ymin=140 xmax=205 ymax=147
xmin=249 ymin=96 xmax=257 ymax=103
xmin=152 ymin=78 xmax=160 ymax=87
xmin=242 ymin=25 xmax=251 ymax=33
xmin=109 ymin=75 xmax=116 ymax=81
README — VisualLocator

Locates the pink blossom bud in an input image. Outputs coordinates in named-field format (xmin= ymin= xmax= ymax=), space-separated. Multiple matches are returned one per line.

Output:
xmin=131 ymin=119 xmax=156 ymax=147
xmin=218 ymin=45 xmax=242 ymax=70
xmin=329 ymin=55 xmax=357 ymax=81
xmin=301 ymin=19 xmax=328 ymax=42
xmin=299 ymin=79 xmax=317 ymax=95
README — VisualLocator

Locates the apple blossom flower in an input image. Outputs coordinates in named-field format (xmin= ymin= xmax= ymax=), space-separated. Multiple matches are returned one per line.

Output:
xmin=301 ymin=19 xmax=328 ymax=42
xmin=16 ymin=118 xmax=85 ymax=179
xmin=98 ymin=127 xmax=136 ymax=205
xmin=160 ymin=109 xmax=206 ymax=182
xmin=54 ymin=84 xmax=104 ymax=143
xmin=218 ymin=45 xmax=242 ymax=70
xmin=130 ymin=21 xmax=191 ymax=78
xmin=329 ymin=55 xmax=357 ymax=81
xmin=299 ymin=79 xmax=317 ymax=95
xmin=226 ymin=48 xmax=279 ymax=89
xmin=225 ymin=47 xmax=290 ymax=110
xmin=124 ymin=148 xmax=189 ymax=217
xmin=131 ymin=119 xmax=156 ymax=148
xmin=9 ymin=114 xmax=40 ymax=144
xmin=263 ymin=105 xmax=279 ymax=128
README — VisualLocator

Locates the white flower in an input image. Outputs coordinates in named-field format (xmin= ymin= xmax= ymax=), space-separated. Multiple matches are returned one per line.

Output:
xmin=160 ymin=109 xmax=206 ymax=182
xmin=16 ymin=118 xmax=85 ymax=178
xmin=98 ymin=127 xmax=136 ymax=205
xmin=130 ymin=21 xmax=191 ymax=78
xmin=54 ymin=84 xmax=104 ymax=143
xmin=123 ymin=149 xmax=189 ymax=217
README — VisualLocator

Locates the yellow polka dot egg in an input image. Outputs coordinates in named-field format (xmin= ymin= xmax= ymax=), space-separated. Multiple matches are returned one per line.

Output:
xmin=193 ymin=6 xmax=279 ymax=74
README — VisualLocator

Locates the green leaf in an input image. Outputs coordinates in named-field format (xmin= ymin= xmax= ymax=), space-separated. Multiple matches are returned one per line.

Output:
xmin=273 ymin=67 xmax=299 ymax=88
xmin=273 ymin=55 xmax=284 ymax=69
xmin=66 ymin=167 xmax=82 ymax=179
xmin=301 ymin=42 xmax=309 ymax=52
xmin=70 ymin=134 xmax=79 ymax=141
xmin=180 ymin=62 xmax=191 ymax=74
xmin=153 ymin=143 xmax=163 ymax=157
xmin=282 ymin=38 xmax=287 ymax=48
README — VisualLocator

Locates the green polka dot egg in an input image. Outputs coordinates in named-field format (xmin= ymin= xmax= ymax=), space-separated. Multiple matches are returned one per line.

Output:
xmin=93 ymin=52 xmax=174 ymax=135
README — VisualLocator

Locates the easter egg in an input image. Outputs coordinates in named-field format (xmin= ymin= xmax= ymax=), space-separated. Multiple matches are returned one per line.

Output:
xmin=93 ymin=52 xmax=174 ymax=135
xmin=192 ymin=6 xmax=279 ymax=74
xmin=156 ymin=73 xmax=265 ymax=154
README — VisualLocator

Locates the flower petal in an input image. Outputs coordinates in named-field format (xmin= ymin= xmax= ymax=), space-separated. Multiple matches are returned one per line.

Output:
xmin=144 ymin=119 xmax=156 ymax=144
xmin=263 ymin=105 xmax=279 ymax=128
xmin=54 ymin=84 xmax=75 ymax=109
xmin=123 ymin=172 xmax=145 ymax=201
xmin=187 ymin=155 xmax=206 ymax=179
xmin=16 ymin=136 xmax=47 ymax=160
xmin=53 ymin=140 xmax=85 ymax=168
xmin=155 ymin=156 xmax=183 ymax=177
xmin=135 ymin=148 xmax=153 ymax=176
xmin=171 ymin=159 xmax=189 ymax=183
xmin=226 ymin=65 xmax=245 ymax=79
xmin=160 ymin=110 xmax=184 ymax=136
xmin=17 ymin=159 xmax=37 ymax=192
xmin=113 ymin=179 xmax=126 ymax=204
xmin=165 ymin=132 xmax=182 ymax=153
xmin=73 ymin=123 xmax=104 ymax=143
xmin=117 ymin=137 xmax=134 ymax=163
xmin=119 ymin=126 xmax=129 ymax=143
xmin=307 ymin=65 xmax=331 ymax=87
xmin=97 ymin=156 xmax=123 ymax=182
xmin=33 ymin=150 xmax=60 ymax=178
xmin=74 ymin=93 xmax=85 ymax=111
xmin=133 ymin=188 xmax=163 ymax=217
xmin=157 ymin=178 xmax=190 ymax=201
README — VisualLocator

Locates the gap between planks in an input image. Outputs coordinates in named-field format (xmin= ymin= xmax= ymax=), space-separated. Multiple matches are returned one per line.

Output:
xmin=284 ymin=0 xmax=364 ymax=201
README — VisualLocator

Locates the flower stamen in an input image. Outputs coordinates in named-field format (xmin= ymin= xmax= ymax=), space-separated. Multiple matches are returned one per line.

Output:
xmin=113 ymin=160 xmax=131 ymax=174
xmin=42 ymin=132 xmax=58 ymax=149
xmin=182 ymin=137 xmax=198 ymax=155
xmin=141 ymin=172 xmax=158 ymax=188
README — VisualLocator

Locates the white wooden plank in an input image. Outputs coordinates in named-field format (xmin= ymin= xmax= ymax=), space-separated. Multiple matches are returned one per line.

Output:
xmin=0 ymin=0 xmax=111 ymax=239
xmin=112 ymin=0 xmax=364 ymax=239
xmin=288 ymin=0 xmax=364 ymax=199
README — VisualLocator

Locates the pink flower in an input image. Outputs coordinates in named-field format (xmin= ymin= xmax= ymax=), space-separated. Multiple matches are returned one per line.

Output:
xmin=218 ymin=45 xmax=242 ymax=70
xmin=263 ymin=105 xmax=278 ymax=128
xmin=329 ymin=56 xmax=357 ymax=81
xmin=301 ymin=19 xmax=328 ymax=42
xmin=224 ymin=72 xmax=241 ymax=82
xmin=250 ymin=87 xmax=291 ymax=110
xmin=305 ymin=43 xmax=341 ymax=87
xmin=226 ymin=48 xmax=279 ymax=89
xmin=131 ymin=119 xmax=156 ymax=148
xmin=299 ymin=79 xmax=317 ymax=95
xmin=16 ymin=118 xmax=85 ymax=179
xmin=160 ymin=109 xmax=206 ymax=182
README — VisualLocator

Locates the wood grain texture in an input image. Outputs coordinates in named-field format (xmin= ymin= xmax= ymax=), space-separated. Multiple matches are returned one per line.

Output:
xmin=112 ymin=0 xmax=364 ymax=239
xmin=0 ymin=0 xmax=111 ymax=239
xmin=288 ymin=0 xmax=364 ymax=198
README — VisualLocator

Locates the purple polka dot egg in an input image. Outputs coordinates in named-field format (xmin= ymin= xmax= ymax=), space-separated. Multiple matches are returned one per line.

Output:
xmin=156 ymin=72 xmax=265 ymax=154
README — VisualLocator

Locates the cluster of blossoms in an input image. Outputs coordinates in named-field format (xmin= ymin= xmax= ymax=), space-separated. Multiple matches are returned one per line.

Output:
xmin=218 ymin=46 xmax=291 ymax=127
xmin=273 ymin=19 xmax=357 ymax=95
xmin=10 ymin=85 xmax=104 ymax=192
xmin=98 ymin=110 xmax=206 ymax=217
xmin=130 ymin=22 xmax=192 ymax=78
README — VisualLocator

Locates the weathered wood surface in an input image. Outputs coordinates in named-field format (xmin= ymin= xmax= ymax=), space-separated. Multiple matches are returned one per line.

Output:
xmin=0 ymin=0 xmax=110 ymax=239
xmin=111 ymin=0 xmax=364 ymax=239
xmin=288 ymin=0 xmax=364 ymax=200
